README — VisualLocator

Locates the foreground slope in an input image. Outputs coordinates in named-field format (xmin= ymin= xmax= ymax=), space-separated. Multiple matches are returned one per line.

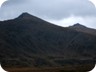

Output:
xmin=0 ymin=13 xmax=96 ymax=68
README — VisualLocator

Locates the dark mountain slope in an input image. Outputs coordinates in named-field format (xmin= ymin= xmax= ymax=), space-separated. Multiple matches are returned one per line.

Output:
xmin=69 ymin=23 xmax=96 ymax=35
xmin=0 ymin=13 xmax=96 ymax=68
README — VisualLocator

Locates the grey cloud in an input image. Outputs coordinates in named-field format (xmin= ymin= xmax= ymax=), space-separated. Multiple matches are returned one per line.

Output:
xmin=0 ymin=0 xmax=96 ymax=20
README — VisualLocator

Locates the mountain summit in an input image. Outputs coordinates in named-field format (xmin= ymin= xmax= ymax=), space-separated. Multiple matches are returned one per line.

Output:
xmin=69 ymin=23 xmax=96 ymax=35
xmin=71 ymin=23 xmax=87 ymax=29
xmin=70 ymin=23 xmax=87 ymax=29
xmin=18 ymin=12 xmax=33 ymax=19
xmin=17 ymin=12 xmax=43 ymax=22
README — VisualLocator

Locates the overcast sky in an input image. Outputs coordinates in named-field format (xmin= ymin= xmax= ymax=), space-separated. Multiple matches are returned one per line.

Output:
xmin=0 ymin=0 xmax=96 ymax=28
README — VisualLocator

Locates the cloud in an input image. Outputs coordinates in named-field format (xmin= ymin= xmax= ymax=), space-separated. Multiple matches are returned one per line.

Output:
xmin=29 ymin=0 xmax=96 ymax=19
xmin=0 ymin=0 xmax=96 ymax=28
xmin=49 ymin=15 xmax=96 ymax=28
xmin=0 ymin=0 xmax=96 ymax=19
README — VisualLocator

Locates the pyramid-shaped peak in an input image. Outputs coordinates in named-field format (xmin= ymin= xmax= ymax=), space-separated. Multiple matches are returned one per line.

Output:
xmin=74 ymin=23 xmax=81 ymax=26
xmin=18 ymin=12 xmax=33 ymax=18
xmin=20 ymin=12 xmax=32 ymax=16
xmin=17 ymin=12 xmax=38 ymax=20
xmin=73 ymin=23 xmax=86 ymax=28
xmin=16 ymin=12 xmax=44 ymax=22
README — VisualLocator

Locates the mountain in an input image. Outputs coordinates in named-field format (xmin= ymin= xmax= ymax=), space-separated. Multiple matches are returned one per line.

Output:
xmin=69 ymin=23 xmax=96 ymax=35
xmin=0 ymin=13 xmax=96 ymax=70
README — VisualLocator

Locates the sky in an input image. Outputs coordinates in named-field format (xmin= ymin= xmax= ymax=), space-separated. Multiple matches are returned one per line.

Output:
xmin=0 ymin=0 xmax=96 ymax=28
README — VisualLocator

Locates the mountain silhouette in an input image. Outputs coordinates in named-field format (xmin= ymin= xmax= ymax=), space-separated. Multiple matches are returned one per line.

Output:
xmin=17 ymin=12 xmax=43 ymax=21
xmin=0 ymin=13 xmax=96 ymax=71
xmin=69 ymin=23 xmax=96 ymax=35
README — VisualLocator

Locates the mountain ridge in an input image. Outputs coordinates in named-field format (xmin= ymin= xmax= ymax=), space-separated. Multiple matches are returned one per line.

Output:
xmin=0 ymin=13 xmax=96 ymax=69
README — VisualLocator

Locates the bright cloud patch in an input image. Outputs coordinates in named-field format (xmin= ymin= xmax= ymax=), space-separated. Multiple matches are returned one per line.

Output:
xmin=48 ymin=15 xmax=96 ymax=28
